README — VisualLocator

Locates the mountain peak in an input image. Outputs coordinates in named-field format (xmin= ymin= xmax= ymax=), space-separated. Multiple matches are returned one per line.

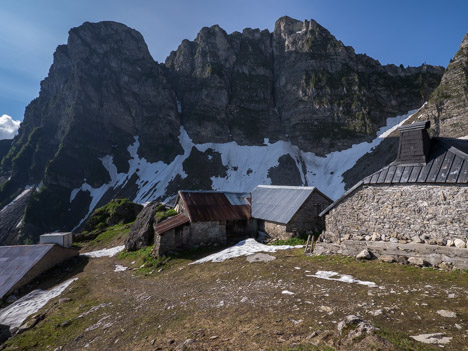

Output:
xmin=67 ymin=21 xmax=152 ymax=62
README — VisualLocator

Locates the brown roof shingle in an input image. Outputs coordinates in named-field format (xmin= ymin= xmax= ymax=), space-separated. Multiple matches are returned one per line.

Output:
xmin=178 ymin=191 xmax=251 ymax=222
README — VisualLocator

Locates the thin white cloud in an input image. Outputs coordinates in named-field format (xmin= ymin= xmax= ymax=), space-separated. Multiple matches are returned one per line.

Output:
xmin=0 ymin=114 xmax=21 ymax=140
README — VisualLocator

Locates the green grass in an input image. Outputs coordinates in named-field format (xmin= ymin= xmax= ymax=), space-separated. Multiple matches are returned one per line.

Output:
xmin=80 ymin=223 xmax=132 ymax=251
xmin=1 ymin=279 xmax=113 ymax=351
xmin=270 ymin=237 xmax=308 ymax=246
xmin=154 ymin=208 xmax=177 ymax=222
xmin=117 ymin=246 xmax=171 ymax=274
xmin=375 ymin=328 xmax=437 ymax=351
xmin=117 ymin=244 xmax=229 ymax=274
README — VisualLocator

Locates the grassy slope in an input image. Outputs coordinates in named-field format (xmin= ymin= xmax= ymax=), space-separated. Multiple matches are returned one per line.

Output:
xmin=2 ymin=229 xmax=468 ymax=351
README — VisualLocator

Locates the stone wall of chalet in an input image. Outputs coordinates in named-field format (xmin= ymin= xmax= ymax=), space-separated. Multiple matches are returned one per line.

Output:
xmin=263 ymin=221 xmax=289 ymax=240
xmin=324 ymin=184 xmax=468 ymax=245
xmin=286 ymin=192 xmax=330 ymax=234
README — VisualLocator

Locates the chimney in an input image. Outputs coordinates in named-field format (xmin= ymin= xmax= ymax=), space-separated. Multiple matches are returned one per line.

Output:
xmin=396 ymin=121 xmax=431 ymax=164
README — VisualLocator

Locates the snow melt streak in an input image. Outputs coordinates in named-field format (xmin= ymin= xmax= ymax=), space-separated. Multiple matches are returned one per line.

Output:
xmin=0 ymin=278 xmax=77 ymax=330
xmin=307 ymin=270 xmax=377 ymax=287
xmin=70 ymin=109 xmax=418 ymax=225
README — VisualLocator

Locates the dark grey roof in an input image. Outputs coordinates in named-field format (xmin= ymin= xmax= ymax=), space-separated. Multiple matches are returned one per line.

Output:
xmin=252 ymin=185 xmax=330 ymax=224
xmin=363 ymin=138 xmax=468 ymax=185
xmin=0 ymin=245 xmax=55 ymax=299
xmin=320 ymin=137 xmax=468 ymax=217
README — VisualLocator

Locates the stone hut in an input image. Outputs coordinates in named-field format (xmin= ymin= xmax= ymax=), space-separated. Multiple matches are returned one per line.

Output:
xmin=251 ymin=185 xmax=333 ymax=240
xmin=320 ymin=121 xmax=468 ymax=247
xmin=153 ymin=191 xmax=256 ymax=255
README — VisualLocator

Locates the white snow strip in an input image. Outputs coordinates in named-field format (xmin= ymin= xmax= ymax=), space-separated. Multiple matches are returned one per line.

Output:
xmin=0 ymin=278 xmax=77 ymax=330
xmin=193 ymin=108 xmax=418 ymax=199
xmin=460 ymin=135 xmax=468 ymax=140
xmin=0 ymin=186 xmax=33 ymax=213
xmin=191 ymin=238 xmax=302 ymax=264
xmin=81 ymin=245 xmax=125 ymax=258
xmin=176 ymin=98 xmax=182 ymax=113
xmin=114 ymin=264 xmax=128 ymax=272
xmin=307 ymin=271 xmax=377 ymax=287
xmin=70 ymin=107 xmax=420 ymax=227
xmin=282 ymin=290 xmax=295 ymax=295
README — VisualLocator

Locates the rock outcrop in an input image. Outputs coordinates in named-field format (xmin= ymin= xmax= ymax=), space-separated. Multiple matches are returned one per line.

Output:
xmin=125 ymin=202 xmax=159 ymax=251
xmin=413 ymin=32 xmax=468 ymax=137
xmin=166 ymin=16 xmax=443 ymax=154
xmin=0 ymin=17 xmax=446 ymax=244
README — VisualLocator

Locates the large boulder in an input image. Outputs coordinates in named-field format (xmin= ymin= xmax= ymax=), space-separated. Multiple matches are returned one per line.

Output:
xmin=125 ymin=202 xmax=160 ymax=251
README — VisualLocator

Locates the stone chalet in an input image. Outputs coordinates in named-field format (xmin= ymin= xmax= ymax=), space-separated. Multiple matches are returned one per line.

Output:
xmin=153 ymin=191 xmax=256 ymax=256
xmin=252 ymin=185 xmax=332 ymax=240
xmin=153 ymin=186 xmax=333 ymax=256
xmin=320 ymin=121 xmax=468 ymax=252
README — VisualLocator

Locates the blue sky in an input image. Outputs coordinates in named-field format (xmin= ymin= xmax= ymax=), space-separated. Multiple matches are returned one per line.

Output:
xmin=1 ymin=0 xmax=467 ymax=122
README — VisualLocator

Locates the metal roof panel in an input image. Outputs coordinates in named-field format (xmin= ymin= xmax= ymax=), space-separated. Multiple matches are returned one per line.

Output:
xmin=0 ymin=245 xmax=54 ymax=299
xmin=251 ymin=185 xmax=318 ymax=224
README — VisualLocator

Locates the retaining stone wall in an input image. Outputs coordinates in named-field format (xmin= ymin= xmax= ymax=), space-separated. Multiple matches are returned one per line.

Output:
xmin=324 ymin=184 xmax=468 ymax=245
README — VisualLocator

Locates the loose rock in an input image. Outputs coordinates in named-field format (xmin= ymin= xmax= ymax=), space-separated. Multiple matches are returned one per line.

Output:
xmin=378 ymin=255 xmax=395 ymax=263
xmin=410 ymin=333 xmax=452 ymax=345
xmin=437 ymin=310 xmax=457 ymax=318
xmin=356 ymin=249 xmax=371 ymax=260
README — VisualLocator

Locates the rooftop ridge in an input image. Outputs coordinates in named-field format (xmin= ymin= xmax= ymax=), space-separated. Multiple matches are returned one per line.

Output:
xmin=256 ymin=185 xmax=316 ymax=190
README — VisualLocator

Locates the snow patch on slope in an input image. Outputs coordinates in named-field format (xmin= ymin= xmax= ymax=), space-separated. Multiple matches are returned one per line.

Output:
xmin=307 ymin=270 xmax=377 ymax=287
xmin=191 ymin=238 xmax=302 ymax=264
xmin=70 ymin=108 xmax=417 ymax=226
xmin=0 ymin=185 xmax=33 ymax=213
xmin=0 ymin=278 xmax=77 ymax=331
xmin=81 ymin=245 xmax=125 ymax=258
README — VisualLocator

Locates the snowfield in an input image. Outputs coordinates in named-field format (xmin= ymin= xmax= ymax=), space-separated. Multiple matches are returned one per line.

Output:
xmin=81 ymin=245 xmax=125 ymax=258
xmin=0 ymin=278 xmax=77 ymax=331
xmin=191 ymin=238 xmax=303 ymax=264
xmin=70 ymin=108 xmax=418 ymax=227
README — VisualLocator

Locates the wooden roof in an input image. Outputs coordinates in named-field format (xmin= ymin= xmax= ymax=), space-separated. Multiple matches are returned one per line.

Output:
xmin=154 ymin=214 xmax=190 ymax=235
xmin=177 ymin=191 xmax=251 ymax=222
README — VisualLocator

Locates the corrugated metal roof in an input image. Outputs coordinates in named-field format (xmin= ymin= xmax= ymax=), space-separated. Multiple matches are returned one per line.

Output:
xmin=154 ymin=214 xmax=190 ymax=235
xmin=224 ymin=192 xmax=250 ymax=205
xmin=178 ymin=191 xmax=251 ymax=222
xmin=362 ymin=138 xmax=468 ymax=185
xmin=321 ymin=137 xmax=468 ymax=216
xmin=251 ymin=185 xmax=317 ymax=224
xmin=0 ymin=245 xmax=55 ymax=299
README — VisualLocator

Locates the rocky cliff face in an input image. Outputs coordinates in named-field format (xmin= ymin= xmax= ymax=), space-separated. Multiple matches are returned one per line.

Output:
xmin=412 ymin=32 xmax=468 ymax=137
xmin=342 ymin=31 xmax=468 ymax=190
xmin=166 ymin=17 xmax=443 ymax=154
xmin=0 ymin=17 xmax=445 ymax=244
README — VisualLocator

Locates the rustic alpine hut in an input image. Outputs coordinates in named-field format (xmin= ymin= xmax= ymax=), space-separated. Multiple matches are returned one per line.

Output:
xmin=251 ymin=185 xmax=333 ymax=240
xmin=153 ymin=191 xmax=256 ymax=255
xmin=320 ymin=121 xmax=468 ymax=246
